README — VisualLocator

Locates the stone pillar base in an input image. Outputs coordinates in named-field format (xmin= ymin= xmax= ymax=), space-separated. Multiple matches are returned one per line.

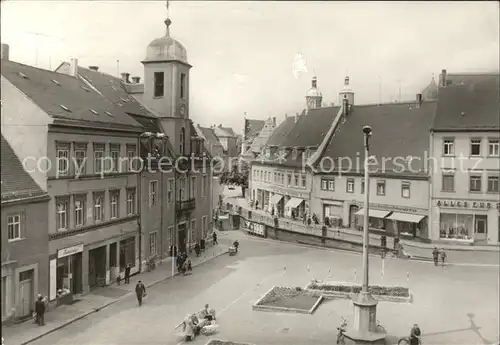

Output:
xmin=343 ymin=330 xmax=386 ymax=345
xmin=344 ymin=292 xmax=386 ymax=345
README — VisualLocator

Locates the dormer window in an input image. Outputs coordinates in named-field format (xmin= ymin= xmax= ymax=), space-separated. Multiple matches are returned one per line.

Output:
xmin=90 ymin=109 xmax=99 ymax=115
xmin=18 ymin=72 xmax=28 ymax=79
xmin=105 ymin=111 xmax=113 ymax=117
xmin=59 ymin=104 xmax=71 ymax=112
xmin=51 ymin=79 xmax=61 ymax=86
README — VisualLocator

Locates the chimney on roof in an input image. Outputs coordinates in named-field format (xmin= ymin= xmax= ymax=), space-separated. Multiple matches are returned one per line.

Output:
xmin=273 ymin=117 xmax=276 ymax=126
xmin=88 ymin=66 xmax=99 ymax=71
xmin=440 ymin=69 xmax=447 ymax=87
xmin=1 ymin=43 xmax=9 ymax=61
xmin=70 ymin=58 xmax=78 ymax=77
xmin=342 ymin=98 xmax=349 ymax=117
xmin=131 ymin=76 xmax=141 ymax=84
xmin=121 ymin=72 xmax=130 ymax=83
xmin=416 ymin=93 xmax=423 ymax=108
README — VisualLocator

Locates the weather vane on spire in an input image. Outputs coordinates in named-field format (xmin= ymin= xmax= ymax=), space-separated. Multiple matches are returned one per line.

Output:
xmin=164 ymin=0 xmax=172 ymax=36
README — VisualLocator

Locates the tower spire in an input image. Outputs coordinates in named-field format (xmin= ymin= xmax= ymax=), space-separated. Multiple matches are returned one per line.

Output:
xmin=164 ymin=1 xmax=171 ymax=36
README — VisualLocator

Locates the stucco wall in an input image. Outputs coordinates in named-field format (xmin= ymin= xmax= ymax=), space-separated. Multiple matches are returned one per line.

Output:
xmin=1 ymin=76 xmax=51 ymax=191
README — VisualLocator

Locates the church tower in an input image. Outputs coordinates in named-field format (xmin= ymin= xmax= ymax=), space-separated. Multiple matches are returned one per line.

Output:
xmin=306 ymin=76 xmax=322 ymax=110
xmin=141 ymin=3 xmax=192 ymax=156
xmin=338 ymin=75 xmax=354 ymax=106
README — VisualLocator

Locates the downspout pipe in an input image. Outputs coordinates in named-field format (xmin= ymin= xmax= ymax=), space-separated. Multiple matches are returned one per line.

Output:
xmin=137 ymin=135 xmax=142 ymax=273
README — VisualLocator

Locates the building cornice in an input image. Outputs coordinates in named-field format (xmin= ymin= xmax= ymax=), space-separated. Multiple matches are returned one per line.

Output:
xmin=1 ymin=193 xmax=50 ymax=206
xmin=431 ymin=128 xmax=500 ymax=133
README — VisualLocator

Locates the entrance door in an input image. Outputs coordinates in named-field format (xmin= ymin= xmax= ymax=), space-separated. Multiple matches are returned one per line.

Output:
xmin=178 ymin=224 xmax=186 ymax=253
xmin=89 ymin=250 xmax=97 ymax=288
xmin=19 ymin=270 xmax=34 ymax=318
xmin=349 ymin=205 xmax=359 ymax=229
xmin=110 ymin=243 xmax=117 ymax=281
xmin=474 ymin=217 xmax=487 ymax=241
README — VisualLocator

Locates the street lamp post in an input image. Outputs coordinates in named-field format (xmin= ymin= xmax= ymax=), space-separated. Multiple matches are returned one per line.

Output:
xmin=344 ymin=125 xmax=386 ymax=345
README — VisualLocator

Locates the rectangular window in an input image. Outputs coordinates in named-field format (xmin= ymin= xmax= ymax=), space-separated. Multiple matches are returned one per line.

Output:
xmin=469 ymin=175 xmax=482 ymax=192
xmin=74 ymin=144 xmax=87 ymax=175
xmin=191 ymin=176 xmax=197 ymax=199
xmin=442 ymin=174 xmax=455 ymax=192
xmin=487 ymin=176 xmax=499 ymax=193
xmin=74 ymin=195 xmax=86 ymax=227
xmin=94 ymin=144 xmax=104 ymax=174
xmin=56 ymin=197 xmax=69 ymax=231
xmin=346 ymin=178 xmax=355 ymax=193
xmin=154 ymin=72 xmax=164 ymax=97
xmin=376 ymin=180 xmax=386 ymax=196
xmin=328 ymin=180 xmax=335 ymax=191
xmin=7 ymin=214 xmax=21 ymax=240
xmin=287 ymin=173 xmax=292 ymax=186
xmin=180 ymin=73 xmax=186 ymax=99
xmin=361 ymin=180 xmax=365 ymax=194
xmin=127 ymin=145 xmax=137 ymax=172
xmin=110 ymin=190 xmax=120 ymax=219
xmin=149 ymin=180 xmax=158 ymax=207
xmin=488 ymin=139 xmax=499 ymax=156
xmin=321 ymin=179 xmax=327 ymax=190
xmin=167 ymin=179 xmax=174 ymax=204
xmin=470 ymin=139 xmax=481 ymax=156
xmin=93 ymin=192 xmax=105 ymax=222
xmin=126 ymin=188 xmax=136 ymax=215
xmin=149 ymin=231 xmax=158 ymax=258
xmin=301 ymin=175 xmax=306 ymax=188
xmin=56 ymin=145 xmax=69 ymax=177
xmin=443 ymin=139 xmax=454 ymax=156
xmin=201 ymin=175 xmax=207 ymax=197
xmin=110 ymin=144 xmax=120 ymax=172
xmin=401 ymin=182 xmax=411 ymax=199
xmin=168 ymin=226 xmax=174 ymax=248
xmin=294 ymin=174 xmax=298 ymax=187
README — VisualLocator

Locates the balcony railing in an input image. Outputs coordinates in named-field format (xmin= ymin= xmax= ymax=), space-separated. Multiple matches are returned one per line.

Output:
xmin=176 ymin=198 xmax=196 ymax=212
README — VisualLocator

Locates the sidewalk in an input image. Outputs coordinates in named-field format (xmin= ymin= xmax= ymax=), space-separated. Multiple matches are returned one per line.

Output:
xmin=225 ymin=196 xmax=499 ymax=253
xmin=3 ymin=241 xmax=230 ymax=345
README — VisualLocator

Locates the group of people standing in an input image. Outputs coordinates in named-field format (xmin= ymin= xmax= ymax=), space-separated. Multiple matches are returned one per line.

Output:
xmin=181 ymin=304 xmax=217 ymax=341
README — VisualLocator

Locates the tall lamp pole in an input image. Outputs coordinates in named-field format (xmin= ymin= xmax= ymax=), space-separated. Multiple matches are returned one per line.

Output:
xmin=344 ymin=125 xmax=386 ymax=345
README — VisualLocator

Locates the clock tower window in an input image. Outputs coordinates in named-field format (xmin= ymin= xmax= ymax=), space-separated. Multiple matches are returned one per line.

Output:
xmin=180 ymin=73 xmax=186 ymax=99
xmin=154 ymin=72 xmax=164 ymax=97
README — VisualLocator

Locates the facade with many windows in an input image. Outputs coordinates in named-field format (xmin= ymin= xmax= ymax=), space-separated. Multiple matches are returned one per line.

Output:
xmin=429 ymin=71 xmax=500 ymax=244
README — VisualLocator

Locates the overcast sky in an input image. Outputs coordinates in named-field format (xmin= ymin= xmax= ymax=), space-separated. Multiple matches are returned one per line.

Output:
xmin=2 ymin=1 xmax=499 ymax=133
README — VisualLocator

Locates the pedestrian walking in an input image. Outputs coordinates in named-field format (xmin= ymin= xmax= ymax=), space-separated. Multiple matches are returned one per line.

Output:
xmin=303 ymin=213 xmax=307 ymax=224
xmin=432 ymin=247 xmax=439 ymax=266
xmin=194 ymin=243 xmax=200 ymax=257
xmin=35 ymin=294 xmax=45 ymax=326
xmin=124 ymin=263 xmax=131 ymax=284
xmin=213 ymin=231 xmax=218 ymax=245
xmin=440 ymin=248 xmax=447 ymax=266
xmin=135 ymin=280 xmax=146 ymax=306
xmin=187 ymin=258 xmax=192 ymax=273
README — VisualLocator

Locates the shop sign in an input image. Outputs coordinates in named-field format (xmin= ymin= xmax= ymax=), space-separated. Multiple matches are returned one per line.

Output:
xmin=271 ymin=187 xmax=308 ymax=199
xmin=244 ymin=220 xmax=265 ymax=236
xmin=350 ymin=201 xmax=421 ymax=214
xmin=58 ymin=243 xmax=84 ymax=259
xmin=436 ymin=200 xmax=500 ymax=210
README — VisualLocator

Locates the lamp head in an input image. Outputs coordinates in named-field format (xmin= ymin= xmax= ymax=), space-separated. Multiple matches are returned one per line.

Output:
xmin=362 ymin=125 xmax=372 ymax=136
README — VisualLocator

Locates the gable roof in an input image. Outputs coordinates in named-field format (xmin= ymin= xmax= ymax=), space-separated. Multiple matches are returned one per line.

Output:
xmin=315 ymin=101 xmax=437 ymax=176
xmin=433 ymin=75 xmax=499 ymax=131
xmin=1 ymin=135 xmax=47 ymax=202
xmin=1 ymin=60 xmax=142 ymax=132
xmin=244 ymin=119 xmax=265 ymax=141
xmin=198 ymin=126 xmax=223 ymax=148
xmin=281 ymin=107 xmax=337 ymax=147
xmin=249 ymin=118 xmax=275 ymax=153
xmin=265 ymin=116 xmax=296 ymax=147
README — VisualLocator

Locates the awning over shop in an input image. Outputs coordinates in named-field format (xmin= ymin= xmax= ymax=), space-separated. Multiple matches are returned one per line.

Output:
xmin=355 ymin=208 xmax=391 ymax=219
xmin=388 ymin=212 xmax=426 ymax=223
xmin=286 ymin=197 xmax=304 ymax=209
xmin=270 ymin=194 xmax=284 ymax=204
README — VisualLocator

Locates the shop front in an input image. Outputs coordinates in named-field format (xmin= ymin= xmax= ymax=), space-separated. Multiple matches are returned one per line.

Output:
xmin=88 ymin=245 xmax=107 ymax=288
xmin=355 ymin=208 xmax=391 ymax=231
xmin=323 ymin=200 xmax=343 ymax=227
xmin=270 ymin=193 xmax=284 ymax=217
xmin=285 ymin=197 xmax=305 ymax=219
xmin=120 ymin=236 xmax=136 ymax=272
xmin=55 ymin=243 xmax=83 ymax=297
xmin=387 ymin=212 xmax=428 ymax=239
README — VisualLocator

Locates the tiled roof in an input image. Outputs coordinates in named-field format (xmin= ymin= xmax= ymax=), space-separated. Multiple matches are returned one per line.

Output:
xmin=213 ymin=126 xmax=233 ymax=138
xmin=265 ymin=116 xmax=296 ymax=147
xmin=433 ymin=75 xmax=500 ymax=131
xmin=1 ymin=135 xmax=47 ymax=202
xmin=249 ymin=118 xmax=275 ymax=154
xmin=73 ymin=64 xmax=154 ymax=118
xmin=198 ymin=126 xmax=223 ymax=148
xmin=316 ymin=101 xmax=437 ymax=175
xmin=1 ymin=60 xmax=142 ymax=132
xmin=281 ymin=107 xmax=337 ymax=147
xmin=244 ymin=119 xmax=265 ymax=140
xmin=444 ymin=73 xmax=499 ymax=86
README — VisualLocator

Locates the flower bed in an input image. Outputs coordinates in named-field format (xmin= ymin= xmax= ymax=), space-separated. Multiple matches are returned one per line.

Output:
xmin=305 ymin=280 xmax=412 ymax=303
xmin=253 ymin=286 xmax=323 ymax=314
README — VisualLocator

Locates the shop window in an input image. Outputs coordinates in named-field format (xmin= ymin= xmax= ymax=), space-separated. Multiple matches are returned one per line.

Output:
xmin=93 ymin=192 xmax=105 ymax=222
xmin=443 ymin=139 xmax=454 ymax=156
xmin=346 ymin=179 xmax=355 ymax=193
xmin=376 ymin=180 xmax=386 ymax=196
xmin=440 ymin=213 xmax=472 ymax=240
xmin=401 ymin=182 xmax=411 ymax=198
xmin=167 ymin=179 xmax=174 ymax=204
xmin=149 ymin=180 xmax=158 ymax=207
xmin=56 ymin=143 xmax=70 ymax=177
xmin=56 ymin=197 xmax=69 ymax=231
xmin=110 ymin=190 xmax=120 ymax=219
xmin=470 ymin=139 xmax=481 ymax=156
xmin=126 ymin=188 xmax=136 ymax=215
xmin=488 ymin=176 xmax=499 ymax=193
xmin=469 ymin=175 xmax=482 ymax=192
xmin=488 ymin=139 xmax=499 ymax=156
xmin=7 ymin=214 xmax=21 ymax=240
xmin=442 ymin=174 xmax=455 ymax=192
xmin=149 ymin=231 xmax=158 ymax=258
xmin=120 ymin=237 xmax=136 ymax=268
xmin=74 ymin=195 xmax=86 ymax=227
xmin=154 ymin=72 xmax=164 ymax=98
